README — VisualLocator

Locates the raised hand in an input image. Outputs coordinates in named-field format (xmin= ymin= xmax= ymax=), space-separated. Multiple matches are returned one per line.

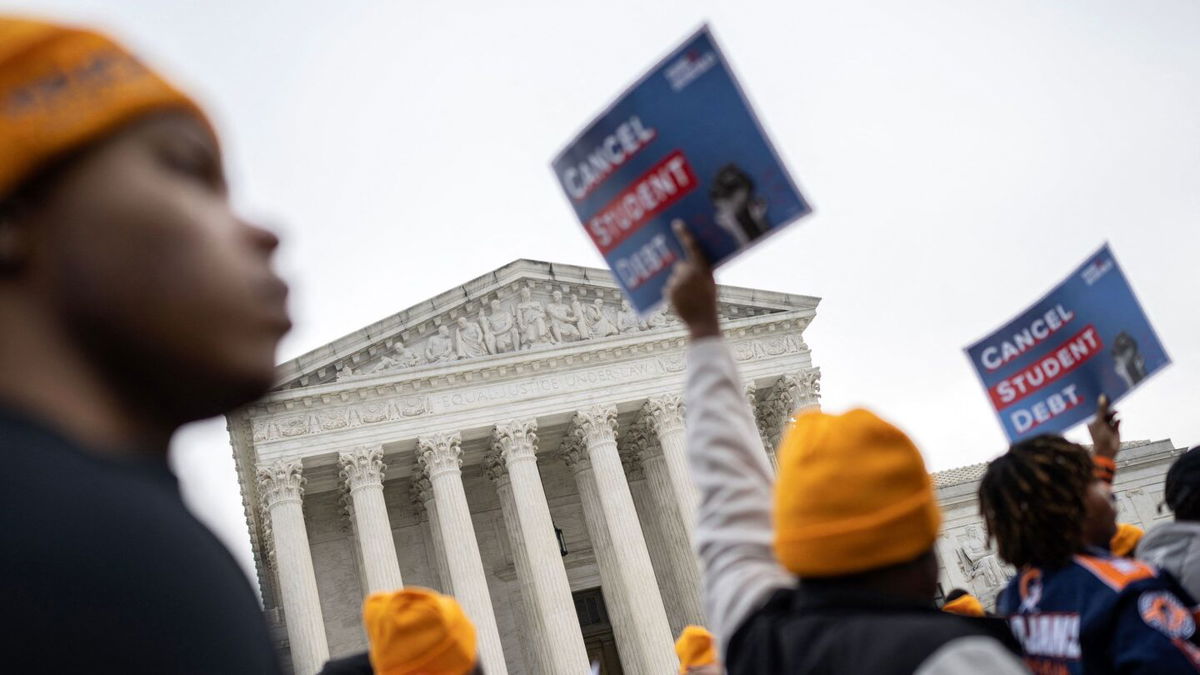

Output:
xmin=664 ymin=219 xmax=720 ymax=340
xmin=1088 ymin=394 xmax=1121 ymax=459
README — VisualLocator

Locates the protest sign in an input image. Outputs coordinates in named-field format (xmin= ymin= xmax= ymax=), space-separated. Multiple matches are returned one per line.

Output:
xmin=965 ymin=244 xmax=1169 ymax=442
xmin=551 ymin=25 xmax=811 ymax=315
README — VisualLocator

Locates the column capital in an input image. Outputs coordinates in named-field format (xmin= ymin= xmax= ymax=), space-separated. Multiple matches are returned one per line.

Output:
xmin=409 ymin=476 xmax=433 ymax=520
xmin=491 ymin=419 xmax=539 ymax=464
xmin=768 ymin=369 xmax=821 ymax=412
xmin=642 ymin=394 xmax=685 ymax=435
xmin=759 ymin=370 xmax=821 ymax=450
xmin=623 ymin=419 xmax=660 ymax=460
xmin=338 ymin=444 xmax=386 ymax=493
xmin=483 ymin=454 xmax=511 ymax=487
xmin=558 ymin=435 xmax=592 ymax=474
xmin=570 ymin=404 xmax=618 ymax=446
xmin=418 ymin=431 xmax=463 ymax=478
xmin=257 ymin=460 xmax=305 ymax=509
xmin=412 ymin=475 xmax=434 ymax=503
xmin=743 ymin=380 xmax=759 ymax=406
xmin=620 ymin=448 xmax=646 ymax=482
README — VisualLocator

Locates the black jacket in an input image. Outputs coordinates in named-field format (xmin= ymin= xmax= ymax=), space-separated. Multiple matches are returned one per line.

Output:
xmin=0 ymin=406 xmax=283 ymax=674
xmin=726 ymin=586 xmax=1022 ymax=675
xmin=317 ymin=652 xmax=373 ymax=675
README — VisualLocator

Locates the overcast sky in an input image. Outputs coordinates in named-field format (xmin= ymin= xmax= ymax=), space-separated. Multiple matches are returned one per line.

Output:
xmin=9 ymin=0 xmax=1198 ymax=582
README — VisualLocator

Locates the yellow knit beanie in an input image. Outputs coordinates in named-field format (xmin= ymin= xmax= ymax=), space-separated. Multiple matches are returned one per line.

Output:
xmin=773 ymin=408 xmax=942 ymax=576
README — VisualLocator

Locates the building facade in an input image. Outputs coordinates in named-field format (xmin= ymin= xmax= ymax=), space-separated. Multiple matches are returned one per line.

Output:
xmin=229 ymin=260 xmax=1183 ymax=675
xmin=230 ymin=260 xmax=820 ymax=675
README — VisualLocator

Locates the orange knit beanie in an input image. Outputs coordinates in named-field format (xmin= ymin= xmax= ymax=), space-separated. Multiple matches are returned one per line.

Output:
xmin=363 ymin=588 xmax=478 ymax=675
xmin=0 ymin=16 xmax=207 ymax=200
xmin=773 ymin=408 xmax=942 ymax=576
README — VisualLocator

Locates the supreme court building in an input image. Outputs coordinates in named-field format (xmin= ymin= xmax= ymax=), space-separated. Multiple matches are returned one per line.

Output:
xmin=228 ymin=259 xmax=1184 ymax=675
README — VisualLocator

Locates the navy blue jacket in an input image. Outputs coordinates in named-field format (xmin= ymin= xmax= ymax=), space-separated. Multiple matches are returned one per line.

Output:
xmin=998 ymin=549 xmax=1200 ymax=674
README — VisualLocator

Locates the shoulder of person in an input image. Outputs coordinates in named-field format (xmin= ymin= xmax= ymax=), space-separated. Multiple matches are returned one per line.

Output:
xmin=1073 ymin=553 xmax=1160 ymax=592
xmin=915 ymin=636 xmax=1029 ymax=675
xmin=731 ymin=589 xmax=1021 ymax=666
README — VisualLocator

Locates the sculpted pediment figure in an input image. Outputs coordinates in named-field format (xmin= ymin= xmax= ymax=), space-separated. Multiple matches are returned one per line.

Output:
xmin=454 ymin=317 xmax=489 ymax=359
xmin=482 ymin=300 xmax=520 ymax=354
xmin=516 ymin=287 xmax=552 ymax=349
xmin=425 ymin=325 xmax=455 ymax=363
xmin=585 ymin=298 xmax=618 ymax=338
xmin=545 ymin=290 xmax=581 ymax=343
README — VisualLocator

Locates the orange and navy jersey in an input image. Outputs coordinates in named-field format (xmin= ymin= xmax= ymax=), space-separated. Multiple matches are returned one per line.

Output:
xmin=997 ymin=549 xmax=1200 ymax=674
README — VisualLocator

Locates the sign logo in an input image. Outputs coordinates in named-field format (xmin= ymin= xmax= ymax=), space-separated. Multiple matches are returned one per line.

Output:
xmin=665 ymin=49 xmax=717 ymax=91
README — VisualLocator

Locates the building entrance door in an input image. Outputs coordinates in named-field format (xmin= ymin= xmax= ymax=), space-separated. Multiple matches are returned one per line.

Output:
xmin=573 ymin=588 xmax=624 ymax=675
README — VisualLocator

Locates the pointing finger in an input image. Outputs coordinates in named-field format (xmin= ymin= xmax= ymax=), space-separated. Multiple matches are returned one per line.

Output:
xmin=672 ymin=219 xmax=709 ymax=269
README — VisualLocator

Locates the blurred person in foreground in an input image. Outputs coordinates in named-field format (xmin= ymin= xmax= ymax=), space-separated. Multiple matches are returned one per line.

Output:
xmin=981 ymin=423 xmax=1200 ymax=672
xmin=1138 ymin=447 xmax=1200 ymax=602
xmin=319 ymin=588 xmax=482 ymax=675
xmin=676 ymin=625 xmax=724 ymax=674
xmin=664 ymin=221 xmax=1026 ymax=674
xmin=0 ymin=16 xmax=287 ymax=673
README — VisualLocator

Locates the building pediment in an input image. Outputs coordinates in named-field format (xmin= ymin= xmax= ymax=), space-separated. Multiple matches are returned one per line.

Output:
xmin=272 ymin=259 xmax=819 ymax=392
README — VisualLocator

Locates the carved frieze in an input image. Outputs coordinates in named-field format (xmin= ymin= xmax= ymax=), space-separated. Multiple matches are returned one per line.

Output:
xmin=297 ymin=282 xmax=751 ymax=387
xmin=251 ymin=328 xmax=812 ymax=445
xmin=252 ymin=396 xmax=430 ymax=443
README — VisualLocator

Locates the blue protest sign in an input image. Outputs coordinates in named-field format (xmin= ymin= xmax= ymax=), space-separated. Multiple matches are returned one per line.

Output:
xmin=552 ymin=25 xmax=811 ymax=315
xmin=965 ymin=244 xmax=1170 ymax=442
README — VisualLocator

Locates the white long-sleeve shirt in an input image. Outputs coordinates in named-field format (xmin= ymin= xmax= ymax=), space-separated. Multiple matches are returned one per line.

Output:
xmin=683 ymin=337 xmax=1028 ymax=674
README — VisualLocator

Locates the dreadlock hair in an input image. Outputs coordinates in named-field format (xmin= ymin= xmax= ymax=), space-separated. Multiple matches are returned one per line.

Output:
xmin=1165 ymin=446 xmax=1200 ymax=522
xmin=978 ymin=434 xmax=1094 ymax=569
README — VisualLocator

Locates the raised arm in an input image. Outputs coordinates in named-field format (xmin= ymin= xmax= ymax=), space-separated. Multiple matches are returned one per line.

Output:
xmin=1088 ymin=395 xmax=1121 ymax=484
xmin=666 ymin=221 xmax=794 ymax=651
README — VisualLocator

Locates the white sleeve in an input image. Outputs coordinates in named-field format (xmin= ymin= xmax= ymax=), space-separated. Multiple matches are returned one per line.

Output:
xmin=916 ymin=637 xmax=1030 ymax=675
xmin=684 ymin=337 xmax=794 ymax=653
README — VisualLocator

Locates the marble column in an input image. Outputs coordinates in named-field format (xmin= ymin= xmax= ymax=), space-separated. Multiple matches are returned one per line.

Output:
xmin=628 ymin=425 xmax=705 ymax=633
xmin=565 ymin=405 xmax=677 ymax=675
xmin=258 ymin=460 xmax=329 ymax=675
xmin=490 ymin=420 xmax=591 ymax=675
xmin=562 ymin=439 xmax=640 ymax=675
xmin=488 ymin=462 xmax=549 ymax=675
xmin=411 ymin=477 xmax=453 ymax=593
xmin=417 ymin=432 xmax=507 ymax=675
xmin=338 ymin=445 xmax=404 ymax=593
xmin=642 ymin=394 xmax=698 ymax=541
xmin=619 ymin=444 xmax=679 ymax=631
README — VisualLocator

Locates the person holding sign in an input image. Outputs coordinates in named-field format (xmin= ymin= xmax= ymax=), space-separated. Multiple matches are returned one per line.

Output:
xmin=666 ymin=222 xmax=1026 ymax=675
xmin=980 ymin=416 xmax=1200 ymax=673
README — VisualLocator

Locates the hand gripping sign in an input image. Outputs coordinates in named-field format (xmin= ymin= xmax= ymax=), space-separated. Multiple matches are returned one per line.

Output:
xmin=551 ymin=24 xmax=811 ymax=315
xmin=965 ymin=244 xmax=1170 ymax=442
